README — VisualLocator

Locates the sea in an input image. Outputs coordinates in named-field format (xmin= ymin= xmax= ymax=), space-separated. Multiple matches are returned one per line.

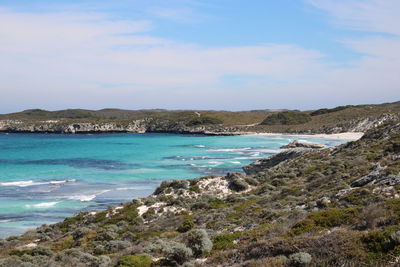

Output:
xmin=0 ymin=132 xmax=348 ymax=237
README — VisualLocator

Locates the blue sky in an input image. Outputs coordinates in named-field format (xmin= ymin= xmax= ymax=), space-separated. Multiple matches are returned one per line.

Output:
xmin=0 ymin=0 xmax=399 ymax=112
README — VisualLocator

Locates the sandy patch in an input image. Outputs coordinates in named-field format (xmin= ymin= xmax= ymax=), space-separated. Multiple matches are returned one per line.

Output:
xmin=242 ymin=132 xmax=364 ymax=140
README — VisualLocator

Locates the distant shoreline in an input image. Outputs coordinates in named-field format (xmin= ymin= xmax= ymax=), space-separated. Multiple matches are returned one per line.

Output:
xmin=0 ymin=129 xmax=364 ymax=140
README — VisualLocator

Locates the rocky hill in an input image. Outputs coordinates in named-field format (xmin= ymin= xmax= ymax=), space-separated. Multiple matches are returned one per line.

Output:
xmin=0 ymin=101 xmax=399 ymax=134
xmin=0 ymin=121 xmax=399 ymax=266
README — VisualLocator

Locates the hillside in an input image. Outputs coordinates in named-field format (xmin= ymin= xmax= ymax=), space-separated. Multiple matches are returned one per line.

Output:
xmin=0 ymin=121 xmax=399 ymax=266
xmin=0 ymin=101 xmax=399 ymax=134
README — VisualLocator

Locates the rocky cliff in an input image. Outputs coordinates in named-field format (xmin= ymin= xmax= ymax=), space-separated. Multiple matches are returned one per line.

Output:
xmin=0 ymin=119 xmax=240 ymax=135
xmin=0 ymin=112 xmax=398 ymax=135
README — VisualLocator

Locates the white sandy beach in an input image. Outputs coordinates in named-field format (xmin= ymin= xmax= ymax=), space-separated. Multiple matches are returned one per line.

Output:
xmin=241 ymin=132 xmax=364 ymax=140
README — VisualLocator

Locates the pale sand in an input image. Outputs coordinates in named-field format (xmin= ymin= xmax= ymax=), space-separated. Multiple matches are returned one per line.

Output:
xmin=241 ymin=132 xmax=364 ymax=140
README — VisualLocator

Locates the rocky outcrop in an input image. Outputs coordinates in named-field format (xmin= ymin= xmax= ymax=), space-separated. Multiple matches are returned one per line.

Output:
xmin=0 ymin=120 xmax=148 ymax=134
xmin=281 ymin=140 xmax=325 ymax=149
xmin=242 ymin=148 xmax=312 ymax=175
xmin=318 ymin=113 xmax=399 ymax=134
xmin=349 ymin=113 xmax=399 ymax=132
xmin=351 ymin=164 xmax=400 ymax=187
xmin=0 ymin=119 xmax=241 ymax=135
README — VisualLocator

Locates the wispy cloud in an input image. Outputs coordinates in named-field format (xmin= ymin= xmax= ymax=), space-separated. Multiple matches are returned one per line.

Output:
xmin=306 ymin=0 xmax=400 ymax=103
xmin=0 ymin=6 xmax=326 ymax=111
xmin=147 ymin=6 xmax=202 ymax=22
xmin=0 ymin=1 xmax=399 ymax=112
xmin=307 ymin=0 xmax=400 ymax=35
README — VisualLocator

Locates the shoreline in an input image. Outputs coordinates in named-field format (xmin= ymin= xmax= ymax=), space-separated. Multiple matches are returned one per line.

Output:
xmin=239 ymin=131 xmax=364 ymax=140
xmin=1 ymin=129 xmax=365 ymax=140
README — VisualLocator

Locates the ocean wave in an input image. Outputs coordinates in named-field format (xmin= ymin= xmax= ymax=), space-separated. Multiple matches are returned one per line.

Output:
xmin=208 ymin=161 xmax=223 ymax=166
xmin=65 ymin=189 xmax=111 ymax=202
xmin=0 ymin=179 xmax=75 ymax=187
xmin=164 ymin=155 xmax=231 ymax=161
xmin=25 ymin=202 xmax=59 ymax=209
xmin=188 ymin=164 xmax=208 ymax=168
xmin=230 ymin=161 xmax=241 ymax=164
xmin=66 ymin=195 xmax=97 ymax=202
xmin=207 ymin=147 xmax=252 ymax=152
xmin=115 ymin=187 xmax=139 ymax=191
xmin=252 ymin=148 xmax=282 ymax=154
xmin=0 ymin=219 xmax=17 ymax=223
xmin=175 ymin=144 xmax=208 ymax=148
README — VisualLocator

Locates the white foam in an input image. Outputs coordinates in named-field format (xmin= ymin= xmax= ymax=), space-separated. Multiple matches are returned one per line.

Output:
xmin=115 ymin=187 xmax=139 ymax=191
xmin=0 ymin=219 xmax=15 ymax=223
xmin=253 ymin=149 xmax=281 ymax=154
xmin=66 ymin=194 xmax=96 ymax=202
xmin=231 ymin=161 xmax=241 ymax=164
xmin=0 ymin=179 xmax=75 ymax=187
xmin=207 ymin=147 xmax=252 ymax=152
xmin=66 ymin=189 xmax=110 ymax=202
xmin=25 ymin=202 xmax=59 ymax=209
xmin=208 ymin=161 xmax=223 ymax=166
xmin=194 ymin=145 xmax=205 ymax=148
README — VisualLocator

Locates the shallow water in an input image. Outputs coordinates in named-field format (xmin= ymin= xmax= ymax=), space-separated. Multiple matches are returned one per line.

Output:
xmin=0 ymin=133 xmax=347 ymax=237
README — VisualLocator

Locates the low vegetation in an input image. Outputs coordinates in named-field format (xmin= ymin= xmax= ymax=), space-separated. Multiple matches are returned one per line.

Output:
xmin=260 ymin=111 xmax=312 ymax=125
xmin=1 ymin=101 xmax=399 ymax=134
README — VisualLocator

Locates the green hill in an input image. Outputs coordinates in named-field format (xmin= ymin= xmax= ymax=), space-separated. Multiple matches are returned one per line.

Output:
xmin=1 ymin=101 xmax=399 ymax=134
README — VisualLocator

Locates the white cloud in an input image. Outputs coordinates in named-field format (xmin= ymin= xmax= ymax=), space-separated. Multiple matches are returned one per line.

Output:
xmin=147 ymin=6 xmax=201 ymax=22
xmin=307 ymin=0 xmax=400 ymax=35
xmin=305 ymin=0 xmax=400 ymax=104
xmin=0 ymin=7 xmax=326 ymax=111
xmin=0 ymin=1 xmax=399 ymax=112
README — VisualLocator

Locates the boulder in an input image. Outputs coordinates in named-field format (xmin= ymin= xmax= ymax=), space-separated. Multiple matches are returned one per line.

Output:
xmin=242 ymin=148 xmax=311 ymax=175
xmin=281 ymin=140 xmax=325 ymax=149
xmin=350 ymin=164 xmax=400 ymax=187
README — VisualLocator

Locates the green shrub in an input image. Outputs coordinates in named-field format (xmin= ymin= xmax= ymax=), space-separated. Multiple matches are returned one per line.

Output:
xmin=310 ymin=105 xmax=351 ymax=116
xmin=167 ymin=243 xmax=193 ymax=265
xmin=178 ymin=214 xmax=195 ymax=233
xmin=227 ymin=172 xmax=249 ymax=192
xmin=290 ymin=208 xmax=359 ymax=235
xmin=189 ymin=185 xmax=200 ymax=193
xmin=309 ymin=208 xmax=359 ymax=228
xmin=289 ymin=219 xmax=323 ymax=236
xmin=261 ymin=111 xmax=311 ymax=125
xmin=142 ymin=208 xmax=156 ymax=220
xmin=57 ymin=213 xmax=85 ymax=231
xmin=386 ymin=198 xmax=400 ymax=214
xmin=186 ymin=116 xmax=223 ymax=126
xmin=212 ymin=232 xmax=241 ymax=250
xmin=288 ymin=252 xmax=312 ymax=266
xmin=9 ymin=246 xmax=53 ymax=257
xmin=51 ymin=235 xmax=74 ymax=251
xmin=362 ymin=227 xmax=400 ymax=253
xmin=118 ymin=254 xmax=153 ymax=267
xmin=208 ymin=198 xmax=228 ymax=209
xmin=30 ymin=246 xmax=54 ymax=256
xmin=187 ymin=229 xmax=213 ymax=257
xmin=154 ymin=181 xmax=171 ymax=195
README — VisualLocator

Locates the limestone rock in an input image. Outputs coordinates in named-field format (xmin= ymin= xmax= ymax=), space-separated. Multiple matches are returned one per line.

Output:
xmin=281 ymin=140 xmax=325 ymax=149
xmin=242 ymin=148 xmax=311 ymax=175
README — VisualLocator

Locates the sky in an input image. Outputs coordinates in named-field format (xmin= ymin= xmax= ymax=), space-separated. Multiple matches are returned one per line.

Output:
xmin=0 ymin=0 xmax=399 ymax=113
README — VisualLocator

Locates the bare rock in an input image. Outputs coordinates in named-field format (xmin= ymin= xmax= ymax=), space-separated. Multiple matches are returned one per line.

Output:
xmin=281 ymin=140 xmax=325 ymax=149
xmin=242 ymin=148 xmax=311 ymax=175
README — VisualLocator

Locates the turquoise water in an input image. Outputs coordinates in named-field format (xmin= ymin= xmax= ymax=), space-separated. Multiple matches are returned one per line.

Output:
xmin=0 ymin=133 xmax=346 ymax=237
